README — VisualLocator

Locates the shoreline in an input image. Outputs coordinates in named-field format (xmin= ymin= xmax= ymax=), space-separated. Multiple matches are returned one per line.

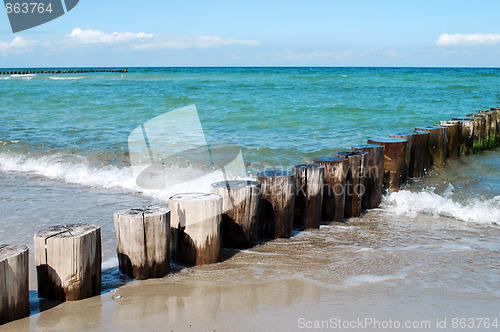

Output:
xmin=2 ymin=206 xmax=499 ymax=331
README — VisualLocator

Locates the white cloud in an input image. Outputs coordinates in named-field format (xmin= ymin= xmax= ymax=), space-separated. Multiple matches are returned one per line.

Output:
xmin=285 ymin=50 xmax=332 ymax=60
xmin=65 ymin=28 xmax=259 ymax=51
xmin=334 ymin=50 xmax=354 ymax=58
xmin=68 ymin=28 xmax=153 ymax=44
xmin=0 ymin=36 xmax=38 ymax=55
xmin=437 ymin=33 xmax=500 ymax=46
xmin=133 ymin=35 xmax=260 ymax=50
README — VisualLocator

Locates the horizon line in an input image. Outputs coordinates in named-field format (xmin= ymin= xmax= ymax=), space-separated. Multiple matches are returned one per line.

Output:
xmin=2 ymin=65 xmax=500 ymax=70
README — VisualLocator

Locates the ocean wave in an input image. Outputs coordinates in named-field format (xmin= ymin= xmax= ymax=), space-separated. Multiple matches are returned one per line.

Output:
xmin=382 ymin=186 xmax=500 ymax=225
xmin=0 ymin=152 xmax=248 ymax=202
xmin=49 ymin=76 xmax=83 ymax=80
xmin=10 ymin=74 xmax=36 ymax=79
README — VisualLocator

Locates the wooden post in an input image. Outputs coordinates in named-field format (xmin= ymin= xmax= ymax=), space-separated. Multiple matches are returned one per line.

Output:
xmin=492 ymin=107 xmax=500 ymax=145
xmin=366 ymin=137 xmax=407 ymax=192
xmin=352 ymin=144 xmax=385 ymax=209
xmin=114 ymin=206 xmax=170 ymax=280
xmin=414 ymin=126 xmax=447 ymax=168
xmin=334 ymin=151 xmax=367 ymax=218
xmin=479 ymin=110 xmax=497 ymax=148
xmin=473 ymin=112 xmax=492 ymax=149
xmin=489 ymin=108 xmax=499 ymax=146
xmin=291 ymin=164 xmax=325 ymax=229
xmin=465 ymin=116 xmax=486 ymax=151
xmin=452 ymin=118 xmax=475 ymax=154
xmin=388 ymin=134 xmax=412 ymax=183
xmin=169 ymin=193 xmax=223 ymax=265
xmin=256 ymin=170 xmax=296 ymax=238
xmin=34 ymin=224 xmax=101 ymax=301
xmin=391 ymin=131 xmax=429 ymax=178
xmin=313 ymin=157 xmax=348 ymax=222
xmin=210 ymin=180 xmax=261 ymax=248
xmin=0 ymin=245 xmax=29 ymax=325
xmin=438 ymin=121 xmax=460 ymax=160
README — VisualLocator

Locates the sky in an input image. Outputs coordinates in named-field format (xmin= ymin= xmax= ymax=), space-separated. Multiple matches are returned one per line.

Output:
xmin=1 ymin=0 xmax=500 ymax=67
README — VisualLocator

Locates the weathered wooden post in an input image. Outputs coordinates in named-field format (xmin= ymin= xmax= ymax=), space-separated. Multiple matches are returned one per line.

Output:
xmin=388 ymin=134 xmax=412 ymax=183
xmin=414 ymin=126 xmax=447 ymax=168
xmin=492 ymin=107 xmax=500 ymax=145
xmin=489 ymin=108 xmax=499 ymax=146
xmin=313 ymin=157 xmax=348 ymax=222
xmin=351 ymin=144 xmax=385 ymax=209
xmin=291 ymin=164 xmax=324 ymax=229
xmin=0 ymin=245 xmax=29 ymax=325
xmin=334 ymin=151 xmax=367 ymax=218
xmin=257 ymin=170 xmax=296 ymax=238
xmin=479 ymin=110 xmax=497 ymax=148
xmin=396 ymin=131 xmax=429 ymax=178
xmin=114 ymin=206 xmax=170 ymax=280
xmin=169 ymin=193 xmax=223 ymax=265
xmin=366 ymin=137 xmax=407 ymax=192
xmin=465 ymin=116 xmax=486 ymax=151
xmin=210 ymin=180 xmax=260 ymax=248
xmin=473 ymin=112 xmax=492 ymax=149
xmin=452 ymin=118 xmax=475 ymax=154
xmin=438 ymin=121 xmax=460 ymax=160
xmin=34 ymin=224 xmax=101 ymax=301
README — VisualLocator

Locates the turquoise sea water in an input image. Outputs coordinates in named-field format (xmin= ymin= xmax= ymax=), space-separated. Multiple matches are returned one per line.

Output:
xmin=1 ymin=67 xmax=500 ymax=330
xmin=1 ymin=67 xmax=500 ymax=169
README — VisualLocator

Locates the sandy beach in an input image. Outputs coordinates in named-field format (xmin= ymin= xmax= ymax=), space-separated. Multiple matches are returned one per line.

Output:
xmin=3 ymin=201 xmax=500 ymax=331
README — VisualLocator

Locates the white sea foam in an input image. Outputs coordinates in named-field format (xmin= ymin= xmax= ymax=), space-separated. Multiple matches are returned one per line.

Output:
xmin=49 ymin=76 xmax=83 ymax=80
xmin=382 ymin=187 xmax=500 ymax=225
xmin=10 ymin=74 xmax=36 ymax=79
xmin=343 ymin=271 xmax=407 ymax=287
xmin=0 ymin=152 xmax=251 ymax=202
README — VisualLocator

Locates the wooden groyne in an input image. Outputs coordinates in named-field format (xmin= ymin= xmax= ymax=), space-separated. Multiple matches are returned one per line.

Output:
xmin=0 ymin=68 xmax=128 ymax=75
xmin=2 ymin=106 xmax=499 ymax=325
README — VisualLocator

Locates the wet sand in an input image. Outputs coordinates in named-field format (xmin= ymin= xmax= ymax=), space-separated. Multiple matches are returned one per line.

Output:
xmin=3 ymin=206 xmax=500 ymax=331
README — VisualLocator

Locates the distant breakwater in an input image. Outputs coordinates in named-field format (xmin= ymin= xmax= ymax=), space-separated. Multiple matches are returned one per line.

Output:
xmin=0 ymin=68 xmax=128 ymax=75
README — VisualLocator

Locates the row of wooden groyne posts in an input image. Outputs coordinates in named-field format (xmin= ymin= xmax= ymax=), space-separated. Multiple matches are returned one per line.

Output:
xmin=0 ymin=68 xmax=128 ymax=75
xmin=1 ymin=107 xmax=500 ymax=325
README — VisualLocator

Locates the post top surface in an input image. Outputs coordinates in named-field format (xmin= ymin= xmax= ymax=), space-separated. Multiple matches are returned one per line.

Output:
xmin=0 ymin=244 xmax=28 ymax=261
xmin=312 ymin=157 xmax=347 ymax=163
xmin=452 ymin=117 xmax=475 ymax=121
xmin=352 ymin=143 xmax=384 ymax=149
xmin=390 ymin=131 xmax=420 ymax=137
xmin=435 ymin=123 xmax=459 ymax=127
xmin=292 ymin=163 xmax=325 ymax=171
xmin=211 ymin=180 xmax=260 ymax=189
xmin=367 ymin=137 xmax=407 ymax=144
xmin=169 ymin=192 xmax=222 ymax=202
xmin=34 ymin=223 xmax=100 ymax=239
xmin=257 ymin=170 xmax=295 ymax=178
xmin=413 ymin=130 xmax=431 ymax=135
xmin=114 ymin=206 xmax=170 ymax=217
xmin=335 ymin=151 xmax=368 ymax=158
xmin=415 ymin=126 xmax=445 ymax=131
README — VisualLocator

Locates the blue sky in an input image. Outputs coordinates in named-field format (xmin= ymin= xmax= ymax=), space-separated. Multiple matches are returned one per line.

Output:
xmin=1 ymin=0 xmax=500 ymax=67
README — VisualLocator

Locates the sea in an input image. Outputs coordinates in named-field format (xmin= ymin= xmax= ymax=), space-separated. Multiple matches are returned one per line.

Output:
xmin=1 ymin=67 xmax=499 ymax=331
